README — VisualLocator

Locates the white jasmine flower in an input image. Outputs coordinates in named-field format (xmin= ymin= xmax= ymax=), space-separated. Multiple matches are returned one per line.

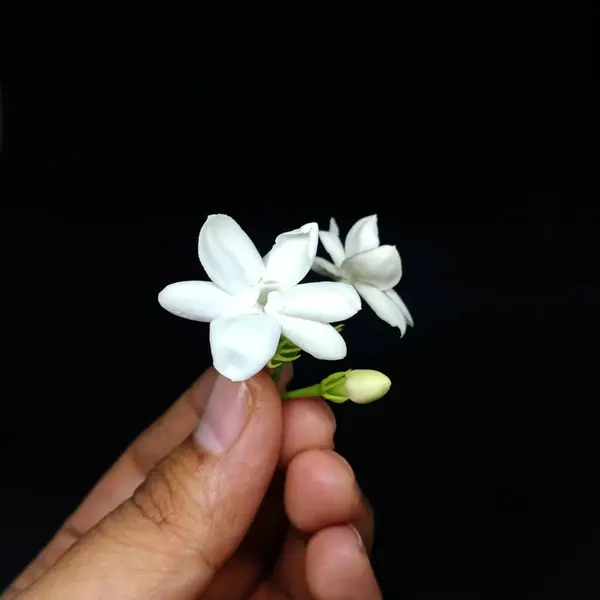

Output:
xmin=312 ymin=215 xmax=413 ymax=336
xmin=158 ymin=214 xmax=361 ymax=382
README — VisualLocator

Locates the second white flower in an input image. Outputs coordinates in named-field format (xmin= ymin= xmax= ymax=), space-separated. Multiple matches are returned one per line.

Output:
xmin=312 ymin=214 xmax=413 ymax=335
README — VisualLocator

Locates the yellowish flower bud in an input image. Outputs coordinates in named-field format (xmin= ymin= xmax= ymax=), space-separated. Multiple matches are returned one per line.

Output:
xmin=343 ymin=369 xmax=392 ymax=403
xmin=322 ymin=369 xmax=392 ymax=404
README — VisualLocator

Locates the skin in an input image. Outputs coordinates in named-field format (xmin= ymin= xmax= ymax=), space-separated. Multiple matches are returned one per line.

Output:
xmin=2 ymin=366 xmax=381 ymax=600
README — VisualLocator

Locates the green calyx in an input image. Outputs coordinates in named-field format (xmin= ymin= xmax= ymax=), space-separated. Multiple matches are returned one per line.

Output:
xmin=319 ymin=370 xmax=352 ymax=403
xmin=281 ymin=369 xmax=351 ymax=403
xmin=267 ymin=336 xmax=302 ymax=369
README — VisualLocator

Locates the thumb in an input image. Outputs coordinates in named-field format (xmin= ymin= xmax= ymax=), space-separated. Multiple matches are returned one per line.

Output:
xmin=23 ymin=371 xmax=282 ymax=600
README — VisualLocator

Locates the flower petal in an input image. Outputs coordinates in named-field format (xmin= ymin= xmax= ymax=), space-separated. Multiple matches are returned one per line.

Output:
xmin=344 ymin=214 xmax=380 ymax=257
xmin=319 ymin=230 xmax=346 ymax=267
xmin=198 ymin=214 xmax=266 ymax=295
xmin=329 ymin=217 xmax=340 ymax=237
xmin=209 ymin=313 xmax=281 ymax=381
xmin=312 ymin=257 xmax=342 ymax=279
xmin=354 ymin=282 xmax=407 ymax=336
xmin=276 ymin=282 xmax=361 ymax=323
xmin=341 ymin=245 xmax=402 ymax=290
xmin=158 ymin=281 xmax=234 ymax=322
xmin=277 ymin=315 xmax=347 ymax=360
xmin=264 ymin=222 xmax=318 ymax=291
xmin=385 ymin=288 xmax=414 ymax=327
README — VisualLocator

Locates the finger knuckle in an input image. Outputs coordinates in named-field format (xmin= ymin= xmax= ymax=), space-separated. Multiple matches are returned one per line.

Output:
xmin=129 ymin=449 xmax=217 ymax=546
xmin=131 ymin=467 xmax=178 ymax=528
xmin=129 ymin=460 xmax=220 ymax=574
xmin=96 ymin=445 xmax=222 ymax=577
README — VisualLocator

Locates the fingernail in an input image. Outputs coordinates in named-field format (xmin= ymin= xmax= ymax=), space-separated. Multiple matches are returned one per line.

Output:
xmin=194 ymin=375 xmax=249 ymax=454
xmin=349 ymin=525 xmax=367 ymax=554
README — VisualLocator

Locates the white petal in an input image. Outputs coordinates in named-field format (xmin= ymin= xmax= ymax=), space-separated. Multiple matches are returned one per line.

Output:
xmin=319 ymin=230 xmax=346 ymax=267
xmin=264 ymin=222 xmax=318 ymax=291
xmin=344 ymin=214 xmax=380 ymax=257
xmin=342 ymin=245 xmax=402 ymax=290
xmin=354 ymin=282 xmax=407 ymax=336
xmin=311 ymin=257 xmax=342 ymax=279
xmin=198 ymin=214 xmax=266 ymax=295
xmin=276 ymin=282 xmax=361 ymax=323
xmin=209 ymin=313 xmax=281 ymax=381
xmin=158 ymin=281 xmax=234 ymax=322
xmin=385 ymin=289 xmax=414 ymax=327
xmin=329 ymin=217 xmax=340 ymax=237
xmin=277 ymin=315 xmax=347 ymax=360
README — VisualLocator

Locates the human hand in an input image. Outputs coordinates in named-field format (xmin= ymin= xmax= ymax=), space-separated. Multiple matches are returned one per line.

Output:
xmin=3 ymin=368 xmax=381 ymax=599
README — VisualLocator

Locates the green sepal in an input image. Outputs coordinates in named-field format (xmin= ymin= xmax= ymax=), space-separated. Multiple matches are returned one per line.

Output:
xmin=320 ymin=370 xmax=352 ymax=403
xmin=321 ymin=392 xmax=348 ymax=403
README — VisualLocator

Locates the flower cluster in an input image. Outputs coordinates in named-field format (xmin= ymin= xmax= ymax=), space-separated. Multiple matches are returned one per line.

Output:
xmin=158 ymin=214 xmax=413 ymax=404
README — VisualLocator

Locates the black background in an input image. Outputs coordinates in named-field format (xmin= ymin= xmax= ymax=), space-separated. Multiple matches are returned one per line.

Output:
xmin=2 ymin=3 xmax=600 ymax=597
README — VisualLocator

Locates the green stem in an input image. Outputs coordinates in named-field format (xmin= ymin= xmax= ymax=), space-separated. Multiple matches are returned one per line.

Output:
xmin=271 ymin=365 xmax=283 ymax=385
xmin=281 ymin=383 xmax=322 ymax=399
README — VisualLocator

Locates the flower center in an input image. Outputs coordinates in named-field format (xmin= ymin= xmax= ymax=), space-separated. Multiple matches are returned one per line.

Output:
xmin=257 ymin=278 xmax=282 ymax=306
xmin=257 ymin=287 xmax=271 ymax=307
xmin=338 ymin=265 xmax=354 ymax=285
xmin=227 ymin=282 xmax=284 ymax=318
xmin=264 ymin=290 xmax=284 ymax=315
